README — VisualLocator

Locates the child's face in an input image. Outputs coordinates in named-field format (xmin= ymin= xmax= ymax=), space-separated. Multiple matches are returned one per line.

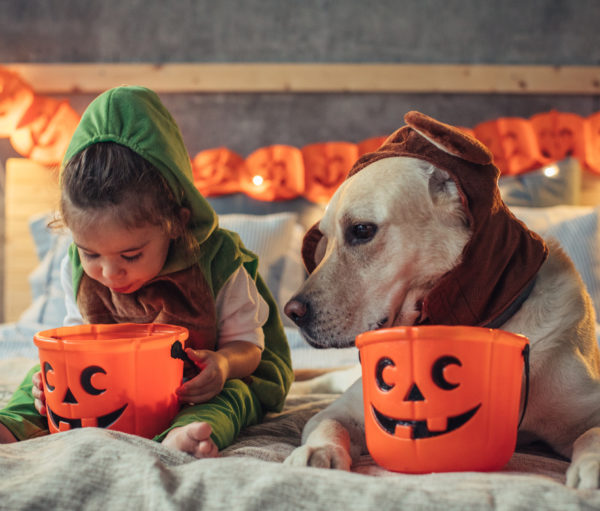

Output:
xmin=70 ymin=213 xmax=172 ymax=294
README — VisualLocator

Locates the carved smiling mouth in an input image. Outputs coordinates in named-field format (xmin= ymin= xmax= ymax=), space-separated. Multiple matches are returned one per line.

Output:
xmin=48 ymin=404 xmax=128 ymax=430
xmin=372 ymin=403 xmax=481 ymax=439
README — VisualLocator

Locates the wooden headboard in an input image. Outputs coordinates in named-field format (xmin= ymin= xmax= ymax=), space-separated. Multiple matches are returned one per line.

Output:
xmin=4 ymin=158 xmax=59 ymax=322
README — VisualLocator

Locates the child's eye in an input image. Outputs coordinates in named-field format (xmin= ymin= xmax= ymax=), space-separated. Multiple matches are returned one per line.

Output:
xmin=80 ymin=251 xmax=99 ymax=260
xmin=122 ymin=253 xmax=142 ymax=262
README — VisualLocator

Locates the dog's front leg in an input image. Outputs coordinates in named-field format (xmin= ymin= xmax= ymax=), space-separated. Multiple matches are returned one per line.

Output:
xmin=285 ymin=379 xmax=366 ymax=470
xmin=566 ymin=427 xmax=600 ymax=489
xmin=291 ymin=365 xmax=362 ymax=395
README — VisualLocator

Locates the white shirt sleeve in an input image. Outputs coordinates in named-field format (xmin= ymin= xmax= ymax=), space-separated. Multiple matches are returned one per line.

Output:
xmin=60 ymin=253 xmax=85 ymax=326
xmin=215 ymin=266 xmax=268 ymax=350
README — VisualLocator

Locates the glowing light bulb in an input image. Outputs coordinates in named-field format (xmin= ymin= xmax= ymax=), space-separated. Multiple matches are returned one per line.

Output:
xmin=252 ymin=175 xmax=264 ymax=186
xmin=543 ymin=165 xmax=559 ymax=178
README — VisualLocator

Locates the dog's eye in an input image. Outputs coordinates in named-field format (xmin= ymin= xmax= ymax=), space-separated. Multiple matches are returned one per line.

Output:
xmin=346 ymin=223 xmax=377 ymax=246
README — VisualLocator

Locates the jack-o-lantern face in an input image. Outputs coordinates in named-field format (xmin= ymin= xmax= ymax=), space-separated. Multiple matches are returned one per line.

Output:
xmin=357 ymin=326 xmax=527 ymax=473
xmin=371 ymin=354 xmax=481 ymax=440
xmin=40 ymin=349 xmax=137 ymax=434
xmin=42 ymin=360 xmax=128 ymax=431
xmin=364 ymin=341 xmax=486 ymax=444
xmin=35 ymin=323 xmax=188 ymax=439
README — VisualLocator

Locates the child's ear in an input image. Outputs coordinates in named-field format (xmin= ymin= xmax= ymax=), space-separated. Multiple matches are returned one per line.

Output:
xmin=178 ymin=207 xmax=191 ymax=226
xmin=172 ymin=207 xmax=191 ymax=239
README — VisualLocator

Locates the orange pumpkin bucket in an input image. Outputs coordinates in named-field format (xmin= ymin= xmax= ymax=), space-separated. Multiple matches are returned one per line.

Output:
xmin=356 ymin=325 xmax=529 ymax=473
xmin=33 ymin=323 xmax=188 ymax=439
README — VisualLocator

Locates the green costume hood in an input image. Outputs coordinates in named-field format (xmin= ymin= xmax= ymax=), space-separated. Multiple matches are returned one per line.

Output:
xmin=63 ymin=86 xmax=217 ymax=268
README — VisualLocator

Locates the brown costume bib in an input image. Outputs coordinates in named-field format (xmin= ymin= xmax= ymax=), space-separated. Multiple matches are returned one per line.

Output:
xmin=77 ymin=264 xmax=217 ymax=350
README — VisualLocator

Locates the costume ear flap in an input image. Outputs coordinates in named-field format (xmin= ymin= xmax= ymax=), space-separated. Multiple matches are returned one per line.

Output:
xmin=404 ymin=111 xmax=493 ymax=166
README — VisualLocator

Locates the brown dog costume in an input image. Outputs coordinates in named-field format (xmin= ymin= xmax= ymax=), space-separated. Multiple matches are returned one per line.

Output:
xmin=302 ymin=111 xmax=548 ymax=328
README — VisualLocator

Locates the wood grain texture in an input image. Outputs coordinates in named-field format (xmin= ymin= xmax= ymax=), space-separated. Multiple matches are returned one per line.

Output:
xmin=4 ymin=159 xmax=60 ymax=322
xmin=5 ymin=63 xmax=600 ymax=95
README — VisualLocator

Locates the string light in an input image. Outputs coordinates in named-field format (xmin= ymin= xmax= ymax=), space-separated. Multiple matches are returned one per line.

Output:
xmin=543 ymin=165 xmax=559 ymax=178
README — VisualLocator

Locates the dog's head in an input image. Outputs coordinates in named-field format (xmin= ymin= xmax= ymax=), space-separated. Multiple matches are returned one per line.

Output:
xmin=285 ymin=112 xmax=547 ymax=348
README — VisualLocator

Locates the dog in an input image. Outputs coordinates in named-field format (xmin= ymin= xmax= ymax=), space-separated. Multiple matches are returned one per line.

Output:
xmin=283 ymin=111 xmax=600 ymax=489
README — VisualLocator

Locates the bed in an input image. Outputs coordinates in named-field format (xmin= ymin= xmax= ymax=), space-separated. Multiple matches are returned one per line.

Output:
xmin=1 ymin=130 xmax=600 ymax=509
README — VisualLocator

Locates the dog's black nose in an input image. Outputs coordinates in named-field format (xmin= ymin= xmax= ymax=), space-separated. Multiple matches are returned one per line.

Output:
xmin=284 ymin=297 xmax=311 ymax=328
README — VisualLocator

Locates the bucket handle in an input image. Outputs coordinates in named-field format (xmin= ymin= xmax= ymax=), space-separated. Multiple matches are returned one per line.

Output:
xmin=171 ymin=340 xmax=192 ymax=363
xmin=518 ymin=343 xmax=530 ymax=429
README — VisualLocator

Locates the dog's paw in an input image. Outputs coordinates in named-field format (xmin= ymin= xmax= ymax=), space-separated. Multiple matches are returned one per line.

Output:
xmin=566 ymin=453 xmax=600 ymax=489
xmin=566 ymin=427 xmax=600 ymax=489
xmin=284 ymin=443 xmax=352 ymax=470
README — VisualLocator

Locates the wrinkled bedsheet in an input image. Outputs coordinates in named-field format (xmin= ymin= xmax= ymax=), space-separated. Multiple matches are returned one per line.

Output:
xmin=1 ymin=358 xmax=598 ymax=511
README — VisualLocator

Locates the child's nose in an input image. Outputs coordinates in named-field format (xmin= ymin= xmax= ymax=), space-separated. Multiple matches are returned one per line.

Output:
xmin=102 ymin=261 xmax=125 ymax=280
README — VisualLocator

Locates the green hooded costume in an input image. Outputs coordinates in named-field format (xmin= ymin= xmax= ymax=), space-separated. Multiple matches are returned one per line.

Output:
xmin=0 ymin=87 xmax=293 ymax=449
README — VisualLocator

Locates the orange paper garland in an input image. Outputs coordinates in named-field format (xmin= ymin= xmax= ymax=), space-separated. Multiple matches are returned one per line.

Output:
xmin=2 ymin=65 xmax=600 ymax=203
xmin=0 ymin=68 xmax=80 ymax=166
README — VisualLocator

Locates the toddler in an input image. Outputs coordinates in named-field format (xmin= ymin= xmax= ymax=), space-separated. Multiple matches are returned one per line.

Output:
xmin=0 ymin=86 xmax=293 ymax=457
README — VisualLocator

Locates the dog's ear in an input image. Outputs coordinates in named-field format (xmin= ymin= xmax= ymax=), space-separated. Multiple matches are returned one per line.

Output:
xmin=404 ymin=111 xmax=492 ymax=165
xmin=424 ymin=164 xmax=466 ymax=224
xmin=425 ymin=164 xmax=458 ymax=202
xmin=427 ymin=165 xmax=453 ymax=198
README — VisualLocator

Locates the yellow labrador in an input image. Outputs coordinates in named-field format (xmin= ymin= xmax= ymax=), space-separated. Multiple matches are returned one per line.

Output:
xmin=284 ymin=112 xmax=600 ymax=489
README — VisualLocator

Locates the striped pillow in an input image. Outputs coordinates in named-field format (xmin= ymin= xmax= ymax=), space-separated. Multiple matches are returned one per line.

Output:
xmin=219 ymin=212 xmax=301 ymax=319
xmin=511 ymin=206 xmax=600 ymax=318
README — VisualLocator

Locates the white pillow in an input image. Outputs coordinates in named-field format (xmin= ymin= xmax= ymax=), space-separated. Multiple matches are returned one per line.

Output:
xmin=510 ymin=205 xmax=600 ymax=319
xmin=219 ymin=212 xmax=305 ymax=321
xmin=19 ymin=214 xmax=71 ymax=330
xmin=285 ymin=326 xmax=359 ymax=370
xmin=278 ymin=224 xmax=308 ymax=326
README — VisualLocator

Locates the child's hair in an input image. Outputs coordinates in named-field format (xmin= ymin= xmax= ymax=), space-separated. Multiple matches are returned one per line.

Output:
xmin=59 ymin=142 xmax=198 ymax=257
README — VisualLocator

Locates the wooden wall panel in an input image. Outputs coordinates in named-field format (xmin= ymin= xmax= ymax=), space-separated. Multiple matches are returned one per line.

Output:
xmin=5 ymin=63 xmax=600 ymax=95
xmin=4 ymin=159 xmax=59 ymax=322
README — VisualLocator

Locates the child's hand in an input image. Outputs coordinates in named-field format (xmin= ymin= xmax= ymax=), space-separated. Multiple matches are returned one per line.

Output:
xmin=31 ymin=370 xmax=47 ymax=416
xmin=176 ymin=349 xmax=229 ymax=404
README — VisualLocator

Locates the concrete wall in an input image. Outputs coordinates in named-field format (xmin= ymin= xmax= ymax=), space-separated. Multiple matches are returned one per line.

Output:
xmin=1 ymin=0 xmax=599 ymax=154
xmin=2 ymin=0 xmax=599 ymax=65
